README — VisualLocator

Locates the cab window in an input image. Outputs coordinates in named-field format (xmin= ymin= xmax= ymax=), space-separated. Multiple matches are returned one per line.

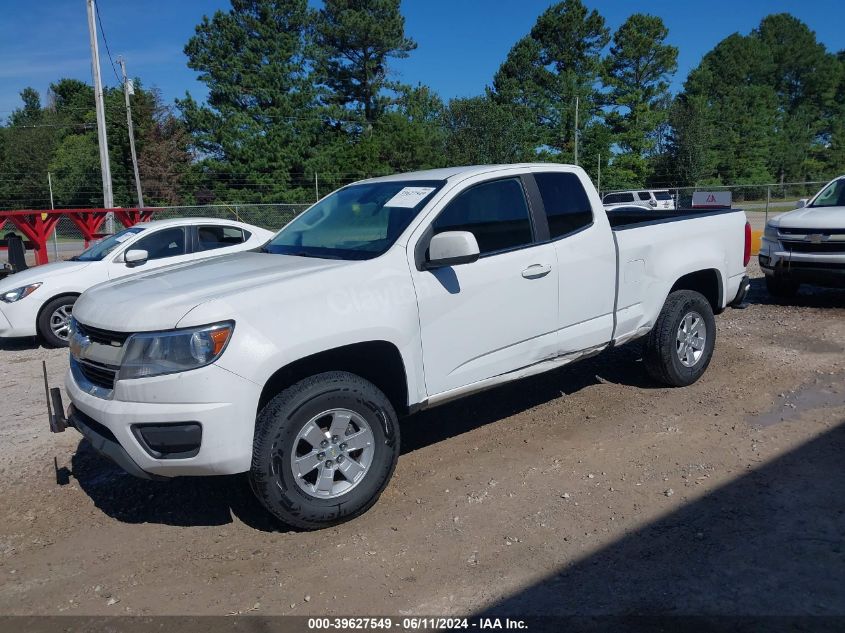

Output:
xmin=534 ymin=172 xmax=593 ymax=238
xmin=433 ymin=178 xmax=533 ymax=255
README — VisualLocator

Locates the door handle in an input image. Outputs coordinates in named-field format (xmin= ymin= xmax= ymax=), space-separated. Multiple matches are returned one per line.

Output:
xmin=521 ymin=263 xmax=552 ymax=279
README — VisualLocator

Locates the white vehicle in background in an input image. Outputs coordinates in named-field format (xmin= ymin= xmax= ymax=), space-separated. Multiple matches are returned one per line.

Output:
xmin=51 ymin=163 xmax=750 ymax=529
xmin=603 ymin=189 xmax=676 ymax=211
xmin=0 ymin=218 xmax=273 ymax=347
xmin=760 ymin=176 xmax=845 ymax=297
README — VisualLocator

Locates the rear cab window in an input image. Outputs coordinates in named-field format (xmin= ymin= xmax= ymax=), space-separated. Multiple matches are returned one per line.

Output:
xmin=534 ymin=172 xmax=593 ymax=239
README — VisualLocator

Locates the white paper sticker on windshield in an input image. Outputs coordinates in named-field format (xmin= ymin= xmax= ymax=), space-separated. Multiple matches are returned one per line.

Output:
xmin=384 ymin=186 xmax=435 ymax=208
xmin=114 ymin=233 xmax=133 ymax=243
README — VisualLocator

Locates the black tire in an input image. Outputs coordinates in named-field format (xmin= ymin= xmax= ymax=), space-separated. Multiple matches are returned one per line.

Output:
xmin=765 ymin=275 xmax=799 ymax=299
xmin=36 ymin=295 xmax=77 ymax=348
xmin=644 ymin=290 xmax=716 ymax=387
xmin=250 ymin=371 xmax=400 ymax=529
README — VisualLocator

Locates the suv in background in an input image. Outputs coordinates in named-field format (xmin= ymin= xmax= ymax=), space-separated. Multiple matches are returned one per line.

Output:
xmin=603 ymin=190 xmax=676 ymax=211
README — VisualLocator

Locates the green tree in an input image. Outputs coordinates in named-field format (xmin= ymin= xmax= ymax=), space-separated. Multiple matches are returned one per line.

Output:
xmin=178 ymin=0 xmax=319 ymax=203
xmin=314 ymin=0 xmax=416 ymax=125
xmin=444 ymin=95 xmax=536 ymax=165
xmin=604 ymin=14 xmax=678 ymax=185
xmin=492 ymin=0 xmax=610 ymax=163
xmin=676 ymin=14 xmax=841 ymax=186
xmin=0 ymin=88 xmax=58 ymax=210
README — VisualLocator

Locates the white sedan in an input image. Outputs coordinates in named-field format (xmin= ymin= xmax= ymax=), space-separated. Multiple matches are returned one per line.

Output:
xmin=0 ymin=217 xmax=274 ymax=346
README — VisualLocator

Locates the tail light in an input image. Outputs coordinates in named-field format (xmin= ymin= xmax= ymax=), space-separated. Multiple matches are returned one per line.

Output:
xmin=743 ymin=221 xmax=751 ymax=266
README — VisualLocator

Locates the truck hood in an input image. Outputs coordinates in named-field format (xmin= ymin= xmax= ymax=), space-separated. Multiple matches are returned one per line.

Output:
xmin=73 ymin=251 xmax=348 ymax=332
xmin=0 ymin=260 xmax=92 ymax=291
xmin=772 ymin=206 xmax=845 ymax=229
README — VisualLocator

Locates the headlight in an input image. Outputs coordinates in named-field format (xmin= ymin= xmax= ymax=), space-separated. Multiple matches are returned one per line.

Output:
xmin=764 ymin=222 xmax=779 ymax=241
xmin=117 ymin=321 xmax=234 ymax=381
xmin=0 ymin=282 xmax=42 ymax=303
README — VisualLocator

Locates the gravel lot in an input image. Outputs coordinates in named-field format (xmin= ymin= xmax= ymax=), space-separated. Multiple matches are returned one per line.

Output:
xmin=0 ymin=262 xmax=843 ymax=617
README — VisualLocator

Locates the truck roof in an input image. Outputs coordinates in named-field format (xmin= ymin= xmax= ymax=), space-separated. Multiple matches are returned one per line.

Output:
xmin=360 ymin=163 xmax=577 ymax=184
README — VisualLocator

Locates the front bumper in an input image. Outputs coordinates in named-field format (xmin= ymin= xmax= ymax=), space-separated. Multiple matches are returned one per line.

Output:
xmin=759 ymin=237 xmax=845 ymax=288
xmin=0 ymin=299 xmax=39 ymax=338
xmin=65 ymin=362 xmax=261 ymax=477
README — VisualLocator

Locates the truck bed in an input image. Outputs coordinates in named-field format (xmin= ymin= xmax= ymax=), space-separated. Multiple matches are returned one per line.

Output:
xmin=606 ymin=207 xmax=742 ymax=230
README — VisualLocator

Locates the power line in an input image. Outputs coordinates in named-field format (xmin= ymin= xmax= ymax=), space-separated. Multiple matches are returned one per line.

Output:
xmin=93 ymin=0 xmax=122 ymax=86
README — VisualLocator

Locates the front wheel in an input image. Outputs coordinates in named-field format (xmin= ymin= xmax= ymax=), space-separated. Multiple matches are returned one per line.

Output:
xmin=37 ymin=295 xmax=77 ymax=348
xmin=644 ymin=290 xmax=716 ymax=387
xmin=250 ymin=371 xmax=400 ymax=529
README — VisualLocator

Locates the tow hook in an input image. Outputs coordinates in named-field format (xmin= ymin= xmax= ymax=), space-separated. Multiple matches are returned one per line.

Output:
xmin=43 ymin=361 xmax=69 ymax=433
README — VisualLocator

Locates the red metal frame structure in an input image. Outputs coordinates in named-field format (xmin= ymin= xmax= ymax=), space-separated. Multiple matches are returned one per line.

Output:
xmin=0 ymin=208 xmax=158 ymax=265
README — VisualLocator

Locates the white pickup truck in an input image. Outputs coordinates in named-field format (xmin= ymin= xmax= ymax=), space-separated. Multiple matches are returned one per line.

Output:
xmin=51 ymin=164 xmax=750 ymax=529
xmin=760 ymin=175 xmax=845 ymax=297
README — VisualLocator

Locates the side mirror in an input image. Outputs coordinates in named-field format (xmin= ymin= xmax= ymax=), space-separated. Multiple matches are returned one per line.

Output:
xmin=795 ymin=199 xmax=807 ymax=209
xmin=426 ymin=231 xmax=480 ymax=269
xmin=124 ymin=249 xmax=149 ymax=267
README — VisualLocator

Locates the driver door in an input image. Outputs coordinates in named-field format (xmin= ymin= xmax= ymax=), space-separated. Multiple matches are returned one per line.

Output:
xmin=409 ymin=175 xmax=559 ymax=397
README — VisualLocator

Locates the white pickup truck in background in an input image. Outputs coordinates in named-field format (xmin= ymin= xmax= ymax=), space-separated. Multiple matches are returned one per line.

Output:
xmin=760 ymin=175 xmax=845 ymax=297
xmin=51 ymin=164 xmax=750 ymax=529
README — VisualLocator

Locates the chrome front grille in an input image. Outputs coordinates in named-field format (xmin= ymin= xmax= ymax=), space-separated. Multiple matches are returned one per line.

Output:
xmin=782 ymin=241 xmax=845 ymax=254
xmin=75 ymin=358 xmax=119 ymax=390
xmin=778 ymin=228 xmax=845 ymax=255
xmin=70 ymin=319 xmax=133 ymax=397
xmin=75 ymin=321 xmax=131 ymax=347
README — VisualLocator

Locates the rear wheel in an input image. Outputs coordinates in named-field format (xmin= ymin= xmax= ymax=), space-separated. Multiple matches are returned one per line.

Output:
xmin=644 ymin=290 xmax=716 ymax=387
xmin=765 ymin=275 xmax=799 ymax=299
xmin=37 ymin=295 xmax=77 ymax=348
xmin=250 ymin=371 xmax=400 ymax=529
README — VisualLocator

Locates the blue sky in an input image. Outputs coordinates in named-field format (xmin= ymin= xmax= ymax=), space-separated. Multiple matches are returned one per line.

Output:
xmin=1 ymin=0 xmax=843 ymax=118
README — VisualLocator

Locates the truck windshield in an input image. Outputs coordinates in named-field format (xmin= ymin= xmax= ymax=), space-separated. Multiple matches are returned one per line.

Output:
xmin=809 ymin=178 xmax=845 ymax=208
xmin=265 ymin=180 xmax=445 ymax=260
xmin=72 ymin=227 xmax=145 ymax=261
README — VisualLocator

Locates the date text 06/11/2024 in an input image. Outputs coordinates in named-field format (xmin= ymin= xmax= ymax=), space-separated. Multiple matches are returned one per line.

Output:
xmin=306 ymin=617 xmax=528 ymax=630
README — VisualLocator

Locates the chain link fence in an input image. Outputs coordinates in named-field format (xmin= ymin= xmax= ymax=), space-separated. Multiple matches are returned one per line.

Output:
xmin=672 ymin=181 xmax=828 ymax=218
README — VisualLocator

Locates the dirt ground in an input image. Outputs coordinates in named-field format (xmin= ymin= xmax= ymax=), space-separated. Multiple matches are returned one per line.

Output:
xmin=0 ymin=262 xmax=843 ymax=618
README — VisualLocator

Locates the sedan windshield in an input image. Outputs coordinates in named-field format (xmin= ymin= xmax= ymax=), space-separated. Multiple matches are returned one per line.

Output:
xmin=73 ymin=227 xmax=145 ymax=261
xmin=809 ymin=178 xmax=845 ymax=208
xmin=265 ymin=180 xmax=445 ymax=260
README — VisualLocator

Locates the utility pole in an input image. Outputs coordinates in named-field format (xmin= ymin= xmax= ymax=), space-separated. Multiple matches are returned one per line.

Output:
xmin=573 ymin=96 xmax=579 ymax=166
xmin=47 ymin=173 xmax=60 ymax=261
xmin=86 ymin=0 xmax=114 ymax=218
xmin=314 ymin=173 xmax=319 ymax=202
xmin=119 ymin=57 xmax=144 ymax=209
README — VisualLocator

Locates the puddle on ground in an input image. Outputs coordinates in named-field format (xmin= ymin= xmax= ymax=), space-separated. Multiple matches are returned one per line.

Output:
xmin=749 ymin=372 xmax=845 ymax=427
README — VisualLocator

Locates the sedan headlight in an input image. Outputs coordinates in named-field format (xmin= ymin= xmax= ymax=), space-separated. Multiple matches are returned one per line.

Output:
xmin=118 ymin=321 xmax=234 ymax=380
xmin=0 ymin=282 xmax=42 ymax=303
xmin=764 ymin=222 xmax=779 ymax=241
